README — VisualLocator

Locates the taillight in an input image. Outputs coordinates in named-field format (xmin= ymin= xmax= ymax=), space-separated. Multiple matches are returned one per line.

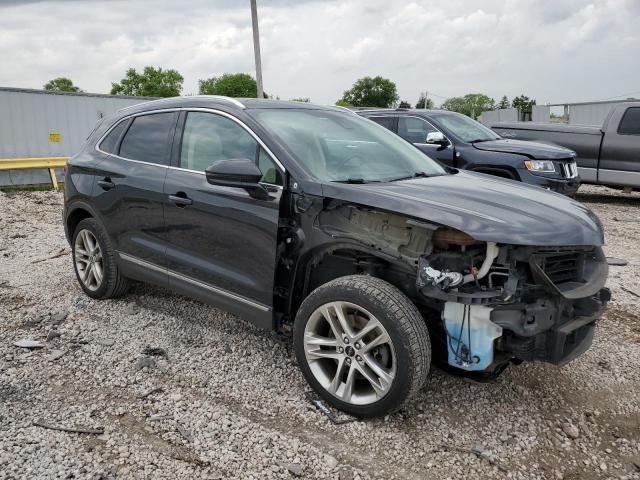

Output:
xmin=63 ymin=165 xmax=68 ymax=176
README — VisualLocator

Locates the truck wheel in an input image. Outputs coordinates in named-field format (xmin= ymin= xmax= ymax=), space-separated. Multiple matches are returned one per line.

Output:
xmin=72 ymin=218 xmax=130 ymax=299
xmin=294 ymin=275 xmax=430 ymax=417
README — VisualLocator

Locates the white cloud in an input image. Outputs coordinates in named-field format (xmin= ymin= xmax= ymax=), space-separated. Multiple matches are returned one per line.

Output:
xmin=0 ymin=0 xmax=638 ymax=105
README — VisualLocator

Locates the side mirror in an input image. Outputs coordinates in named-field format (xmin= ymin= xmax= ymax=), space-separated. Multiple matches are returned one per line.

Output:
xmin=426 ymin=131 xmax=448 ymax=145
xmin=205 ymin=159 xmax=269 ymax=199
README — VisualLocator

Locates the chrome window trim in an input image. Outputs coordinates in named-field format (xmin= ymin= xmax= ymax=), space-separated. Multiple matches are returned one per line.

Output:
xmin=95 ymin=107 xmax=286 ymax=175
xmin=118 ymin=252 xmax=271 ymax=312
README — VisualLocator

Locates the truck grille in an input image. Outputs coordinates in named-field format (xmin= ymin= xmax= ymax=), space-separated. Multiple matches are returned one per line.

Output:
xmin=534 ymin=248 xmax=586 ymax=284
xmin=560 ymin=161 xmax=579 ymax=178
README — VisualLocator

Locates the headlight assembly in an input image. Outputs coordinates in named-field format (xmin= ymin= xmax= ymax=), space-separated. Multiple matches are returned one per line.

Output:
xmin=524 ymin=160 xmax=555 ymax=173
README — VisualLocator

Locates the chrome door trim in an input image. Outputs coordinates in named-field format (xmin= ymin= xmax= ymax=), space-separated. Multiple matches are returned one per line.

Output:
xmin=118 ymin=252 xmax=271 ymax=312
xmin=95 ymin=107 xmax=286 ymax=174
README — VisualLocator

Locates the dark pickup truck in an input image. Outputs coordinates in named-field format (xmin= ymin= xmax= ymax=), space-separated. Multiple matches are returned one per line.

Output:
xmin=357 ymin=109 xmax=581 ymax=196
xmin=491 ymin=102 xmax=640 ymax=189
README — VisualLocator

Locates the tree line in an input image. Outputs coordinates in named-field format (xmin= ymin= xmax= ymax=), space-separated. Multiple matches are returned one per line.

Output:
xmin=43 ymin=69 xmax=536 ymax=119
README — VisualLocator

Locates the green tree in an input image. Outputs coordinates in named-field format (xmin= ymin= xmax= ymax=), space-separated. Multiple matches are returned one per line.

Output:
xmin=111 ymin=67 xmax=183 ymax=97
xmin=43 ymin=77 xmax=82 ymax=93
xmin=497 ymin=95 xmax=510 ymax=109
xmin=415 ymin=93 xmax=434 ymax=109
xmin=398 ymin=100 xmax=411 ymax=108
xmin=335 ymin=100 xmax=352 ymax=107
xmin=512 ymin=94 xmax=536 ymax=114
xmin=199 ymin=73 xmax=260 ymax=98
xmin=441 ymin=93 xmax=496 ymax=118
xmin=340 ymin=76 xmax=399 ymax=108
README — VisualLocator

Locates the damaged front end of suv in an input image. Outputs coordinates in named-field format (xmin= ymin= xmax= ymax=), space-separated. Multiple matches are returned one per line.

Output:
xmin=417 ymin=232 xmax=609 ymax=374
xmin=252 ymin=105 xmax=610 ymax=415
xmin=278 ymin=172 xmax=610 ymax=379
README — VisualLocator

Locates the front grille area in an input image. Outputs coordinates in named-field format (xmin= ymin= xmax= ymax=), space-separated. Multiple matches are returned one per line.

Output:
xmin=560 ymin=161 xmax=579 ymax=178
xmin=533 ymin=248 xmax=588 ymax=284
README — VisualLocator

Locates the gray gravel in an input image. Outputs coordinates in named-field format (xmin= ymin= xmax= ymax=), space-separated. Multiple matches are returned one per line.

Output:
xmin=0 ymin=186 xmax=639 ymax=480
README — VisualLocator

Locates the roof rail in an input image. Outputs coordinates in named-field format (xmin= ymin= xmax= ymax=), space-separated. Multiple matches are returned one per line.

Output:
xmin=199 ymin=95 xmax=246 ymax=109
xmin=118 ymin=95 xmax=246 ymax=113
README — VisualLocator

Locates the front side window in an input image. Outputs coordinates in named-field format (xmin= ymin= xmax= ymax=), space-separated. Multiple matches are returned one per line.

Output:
xmin=180 ymin=112 xmax=283 ymax=185
xmin=398 ymin=116 xmax=437 ymax=143
xmin=618 ymin=107 xmax=640 ymax=135
xmin=252 ymin=109 xmax=445 ymax=183
xmin=119 ymin=113 xmax=177 ymax=165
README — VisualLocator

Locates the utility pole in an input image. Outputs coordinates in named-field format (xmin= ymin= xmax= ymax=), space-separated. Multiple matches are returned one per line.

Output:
xmin=250 ymin=0 xmax=264 ymax=98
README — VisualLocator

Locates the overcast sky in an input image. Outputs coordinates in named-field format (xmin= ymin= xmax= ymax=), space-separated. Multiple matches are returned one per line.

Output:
xmin=1 ymin=0 xmax=639 ymax=105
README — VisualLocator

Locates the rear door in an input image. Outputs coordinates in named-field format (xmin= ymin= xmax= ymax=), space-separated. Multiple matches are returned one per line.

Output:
xmin=163 ymin=110 xmax=284 ymax=328
xmin=599 ymin=106 xmax=640 ymax=187
xmin=397 ymin=115 xmax=455 ymax=166
xmin=93 ymin=111 xmax=178 ymax=282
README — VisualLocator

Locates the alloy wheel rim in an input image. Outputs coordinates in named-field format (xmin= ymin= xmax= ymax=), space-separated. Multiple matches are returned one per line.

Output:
xmin=303 ymin=301 xmax=397 ymax=405
xmin=74 ymin=229 xmax=103 ymax=291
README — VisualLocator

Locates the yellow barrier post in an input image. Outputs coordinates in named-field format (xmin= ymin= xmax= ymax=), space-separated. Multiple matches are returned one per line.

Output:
xmin=0 ymin=157 xmax=69 ymax=191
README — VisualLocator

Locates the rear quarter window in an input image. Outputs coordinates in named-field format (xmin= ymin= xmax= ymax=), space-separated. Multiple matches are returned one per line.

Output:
xmin=617 ymin=107 xmax=640 ymax=135
xmin=98 ymin=120 xmax=128 ymax=154
xmin=119 ymin=112 xmax=178 ymax=165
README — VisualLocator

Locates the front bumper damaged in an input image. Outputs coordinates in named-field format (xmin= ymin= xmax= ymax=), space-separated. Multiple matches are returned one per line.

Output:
xmin=416 ymin=244 xmax=610 ymax=372
xmin=492 ymin=288 xmax=610 ymax=365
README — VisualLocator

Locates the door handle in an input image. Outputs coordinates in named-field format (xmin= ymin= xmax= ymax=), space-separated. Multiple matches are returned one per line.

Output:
xmin=97 ymin=177 xmax=115 ymax=190
xmin=169 ymin=193 xmax=193 ymax=207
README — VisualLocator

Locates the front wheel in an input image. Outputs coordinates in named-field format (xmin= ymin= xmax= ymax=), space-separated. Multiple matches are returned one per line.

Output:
xmin=294 ymin=275 xmax=431 ymax=417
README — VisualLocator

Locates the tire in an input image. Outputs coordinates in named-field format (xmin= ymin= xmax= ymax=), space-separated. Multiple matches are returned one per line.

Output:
xmin=72 ymin=218 xmax=130 ymax=299
xmin=293 ymin=275 xmax=431 ymax=417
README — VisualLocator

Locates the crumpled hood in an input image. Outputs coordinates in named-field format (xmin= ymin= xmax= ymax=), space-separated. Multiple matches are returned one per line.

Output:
xmin=320 ymin=171 xmax=604 ymax=246
xmin=472 ymin=139 xmax=573 ymax=160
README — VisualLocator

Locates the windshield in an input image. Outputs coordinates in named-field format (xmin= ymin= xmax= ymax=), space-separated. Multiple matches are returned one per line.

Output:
xmin=430 ymin=113 xmax=500 ymax=143
xmin=251 ymin=109 xmax=446 ymax=183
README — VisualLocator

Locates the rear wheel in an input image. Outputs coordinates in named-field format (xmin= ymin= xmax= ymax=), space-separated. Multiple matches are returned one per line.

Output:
xmin=294 ymin=275 xmax=430 ymax=417
xmin=72 ymin=218 xmax=130 ymax=299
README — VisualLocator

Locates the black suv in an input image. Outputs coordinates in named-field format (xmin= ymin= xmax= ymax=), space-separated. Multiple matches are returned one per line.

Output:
xmin=64 ymin=97 xmax=609 ymax=417
xmin=357 ymin=109 xmax=581 ymax=196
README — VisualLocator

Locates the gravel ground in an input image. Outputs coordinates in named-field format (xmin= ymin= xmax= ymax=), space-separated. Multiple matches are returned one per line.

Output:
xmin=0 ymin=185 xmax=639 ymax=480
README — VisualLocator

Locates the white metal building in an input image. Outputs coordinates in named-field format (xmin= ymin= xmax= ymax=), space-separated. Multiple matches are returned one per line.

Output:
xmin=0 ymin=87 xmax=153 ymax=186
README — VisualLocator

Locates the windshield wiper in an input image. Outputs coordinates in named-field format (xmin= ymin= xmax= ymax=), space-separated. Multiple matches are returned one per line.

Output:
xmin=332 ymin=178 xmax=379 ymax=184
xmin=387 ymin=171 xmax=431 ymax=182
xmin=469 ymin=138 xmax=492 ymax=143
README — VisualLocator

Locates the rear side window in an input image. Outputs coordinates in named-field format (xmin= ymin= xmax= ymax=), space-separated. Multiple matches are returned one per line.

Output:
xmin=98 ymin=120 xmax=128 ymax=154
xmin=618 ymin=107 xmax=640 ymax=135
xmin=369 ymin=116 xmax=395 ymax=131
xmin=119 ymin=113 xmax=177 ymax=165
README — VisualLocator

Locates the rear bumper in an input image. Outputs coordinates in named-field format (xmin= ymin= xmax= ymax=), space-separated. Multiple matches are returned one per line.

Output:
xmin=491 ymin=287 xmax=610 ymax=365
xmin=518 ymin=170 xmax=581 ymax=196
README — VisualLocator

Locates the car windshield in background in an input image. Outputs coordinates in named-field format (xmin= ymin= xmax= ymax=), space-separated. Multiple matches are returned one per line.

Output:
xmin=251 ymin=109 xmax=446 ymax=183
xmin=430 ymin=113 xmax=500 ymax=143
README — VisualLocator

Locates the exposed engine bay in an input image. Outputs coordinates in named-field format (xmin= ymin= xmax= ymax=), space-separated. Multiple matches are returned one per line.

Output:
xmin=287 ymin=201 xmax=611 ymax=376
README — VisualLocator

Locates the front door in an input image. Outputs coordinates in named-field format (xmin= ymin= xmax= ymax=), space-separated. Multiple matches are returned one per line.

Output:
xmin=397 ymin=116 xmax=455 ymax=166
xmin=163 ymin=110 xmax=284 ymax=328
